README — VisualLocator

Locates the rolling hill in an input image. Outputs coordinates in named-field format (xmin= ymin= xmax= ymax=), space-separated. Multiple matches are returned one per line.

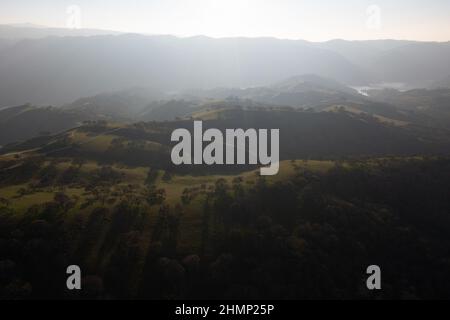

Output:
xmin=2 ymin=108 xmax=449 ymax=173
xmin=0 ymin=104 xmax=85 ymax=146
xmin=366 ymin=88 xmax=450 ymax=128
xmin=1 ymin=116 xmax=449 ymax=299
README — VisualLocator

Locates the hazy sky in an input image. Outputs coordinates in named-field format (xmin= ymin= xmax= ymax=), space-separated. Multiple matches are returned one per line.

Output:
xmin=1 ymin=0 xmax=450 ymax=41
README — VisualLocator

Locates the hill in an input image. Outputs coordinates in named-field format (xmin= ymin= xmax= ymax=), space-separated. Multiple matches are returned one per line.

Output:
xmin=366 ymin=88 xmax=450 ymax=128
xmin=2 ymin=108 xmax=449 ymax=171
xmin=62 ymin=87 xmax=165 ymax=121
xmin=1 ymin=104 xmax=450 ymax=299
xmin=0 ymin=104 xmax=85 ymax=146
xmin=188 ymin=74 xmax=364 ymax=109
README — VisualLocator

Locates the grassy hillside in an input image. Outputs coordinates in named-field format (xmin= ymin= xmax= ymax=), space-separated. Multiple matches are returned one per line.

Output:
xmin=1 ymin=107 xmax=450 ymax=299
xmin=3 ymin=108 xmax=448 ymax=169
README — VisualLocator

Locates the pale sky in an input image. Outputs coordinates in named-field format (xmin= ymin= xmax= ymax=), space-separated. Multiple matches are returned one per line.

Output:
xmin=1 ymin=0 xmax=450 ymax=41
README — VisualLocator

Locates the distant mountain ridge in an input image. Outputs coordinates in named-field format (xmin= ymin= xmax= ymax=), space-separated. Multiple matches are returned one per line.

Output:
xmin=0 ymin=34 xmax=369 ymax=107
xmin=0 ymin=24 xmax=122 ymax=39
xmin=0 ymin=25 xmax=449 ymax=107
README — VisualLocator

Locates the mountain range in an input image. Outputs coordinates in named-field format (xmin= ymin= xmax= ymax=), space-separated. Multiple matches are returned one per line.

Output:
xmin=1 ymin=25 xmax=450 ymax=107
